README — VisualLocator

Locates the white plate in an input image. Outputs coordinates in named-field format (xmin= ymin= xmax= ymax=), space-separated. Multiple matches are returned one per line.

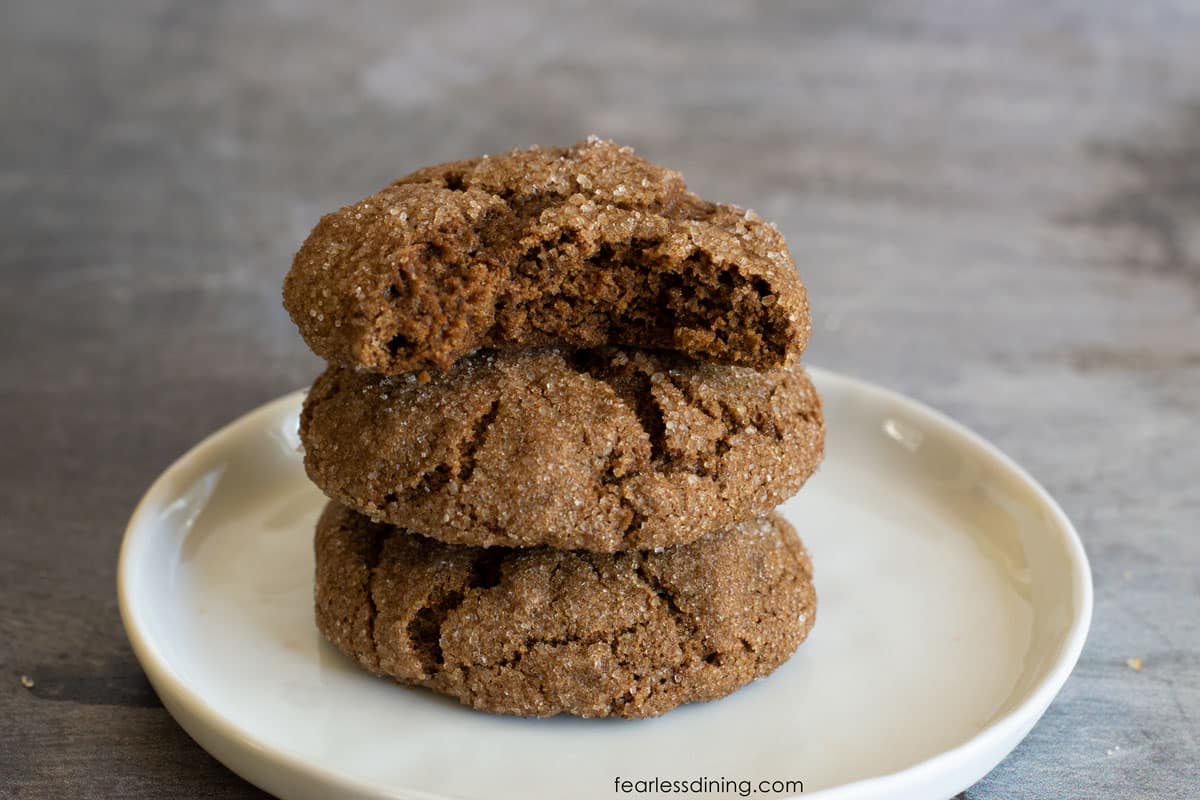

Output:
xmin=118 ymin=368 xmax=1091 ymax=800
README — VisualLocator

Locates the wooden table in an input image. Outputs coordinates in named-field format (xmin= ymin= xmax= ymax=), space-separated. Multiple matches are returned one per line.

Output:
xmin=2 ymin=2 xmax=1197 ymax=797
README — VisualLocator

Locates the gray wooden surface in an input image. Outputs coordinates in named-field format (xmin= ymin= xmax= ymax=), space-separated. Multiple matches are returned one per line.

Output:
xmin=2 ymin=1 xmax=1198 ymax=797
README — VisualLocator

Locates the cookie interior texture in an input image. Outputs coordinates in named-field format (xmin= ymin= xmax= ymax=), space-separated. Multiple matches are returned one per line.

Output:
xmin=283 ymin=137 xmax=810 ymax=375
xmin=314 ymin=502 xmax=816 ymax=718
xmin=300 ymin=347 xmax=824 ymax=552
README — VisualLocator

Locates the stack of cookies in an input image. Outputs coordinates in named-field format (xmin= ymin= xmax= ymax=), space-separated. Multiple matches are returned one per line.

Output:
xmin=283 ymin=137 xmax=825 ymax=718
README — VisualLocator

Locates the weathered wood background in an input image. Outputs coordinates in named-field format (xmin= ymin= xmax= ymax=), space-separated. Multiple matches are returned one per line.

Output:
xmin=2 ymin=1 xmax=1197 ymax=797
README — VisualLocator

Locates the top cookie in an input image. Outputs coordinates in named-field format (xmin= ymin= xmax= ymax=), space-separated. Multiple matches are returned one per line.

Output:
xmin=283 ymin=137 xmax=810 ymax=374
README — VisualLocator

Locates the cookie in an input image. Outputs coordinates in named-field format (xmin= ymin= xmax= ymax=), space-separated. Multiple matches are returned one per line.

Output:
xmin=299 ymin=347 xmax=824 ymax=552
xmin=283 ymin=137 xmax=809 ymax=374
xmin=314 ymin=501 xmax=816 ymax=718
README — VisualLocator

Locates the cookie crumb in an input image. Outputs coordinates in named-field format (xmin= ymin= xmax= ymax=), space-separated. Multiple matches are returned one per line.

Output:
xmin=1126 ymin=657 xmax=1143 ymax=671
xmin=19 ymin=674 xmax=34 ymax=689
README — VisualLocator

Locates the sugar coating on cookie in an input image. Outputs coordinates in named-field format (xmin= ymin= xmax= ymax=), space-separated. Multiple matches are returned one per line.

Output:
xmin=314 ymin=502 xmax=817 ymax=718
xmin=283 ymin=137 xmax=810 ymax=374
xmin=299 ymin=347 xmax=824 ymax=552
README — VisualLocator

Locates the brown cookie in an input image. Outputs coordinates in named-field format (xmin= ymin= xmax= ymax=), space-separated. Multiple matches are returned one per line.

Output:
xmin=283 ymin=137 xmax=809 ymax=374
xmin=299 ymin=347 xmax=824 ymax=552
xmin=314 ymin=501 xmax=816 ymax=718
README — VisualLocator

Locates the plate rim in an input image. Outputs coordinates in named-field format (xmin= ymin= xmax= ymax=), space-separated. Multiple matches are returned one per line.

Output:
xmin=117 ymin=366 xmax=1093 ymax=800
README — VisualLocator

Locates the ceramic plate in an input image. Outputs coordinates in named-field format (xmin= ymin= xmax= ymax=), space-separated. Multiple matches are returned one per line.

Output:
xmin=118 ymin=368 xmax=1091 ymax=800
